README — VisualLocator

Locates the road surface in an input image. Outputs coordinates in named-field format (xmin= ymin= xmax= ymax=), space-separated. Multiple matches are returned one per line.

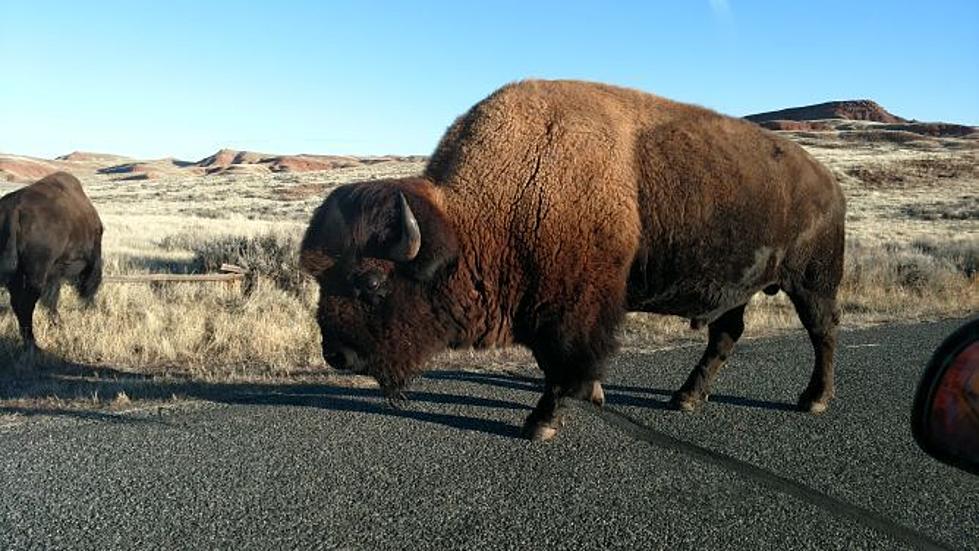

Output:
xmin=2 ymin=319 xmax=977 ymax=550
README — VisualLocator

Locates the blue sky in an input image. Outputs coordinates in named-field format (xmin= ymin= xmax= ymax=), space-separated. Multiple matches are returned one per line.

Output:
xmin=2 ymin=1 xmax=977 ymax=160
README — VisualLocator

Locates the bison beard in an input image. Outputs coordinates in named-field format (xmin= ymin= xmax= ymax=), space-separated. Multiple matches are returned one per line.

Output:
xmin=302 ymin=79 xmax=846 ymax=440
xmin=317 ymin=281 xmax=450 ymax=398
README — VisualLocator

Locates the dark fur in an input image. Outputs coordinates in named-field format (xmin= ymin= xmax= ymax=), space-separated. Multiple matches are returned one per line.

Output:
xmin=0 ymin=172 xmax=104 ymax=349
xmin=301 ymin=80 xmax=846 ymax=439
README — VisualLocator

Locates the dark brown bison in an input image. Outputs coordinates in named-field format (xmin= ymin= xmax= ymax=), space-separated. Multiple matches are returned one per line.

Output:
xmin=0 ymin=172 xmax=103 ymax=353
xmin=300 ymin=80 xmax=845 ymax=440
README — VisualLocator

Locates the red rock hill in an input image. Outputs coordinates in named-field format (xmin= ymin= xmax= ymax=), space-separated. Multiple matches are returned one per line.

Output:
xmin=746 ymin=100 xmax=907 ymax=123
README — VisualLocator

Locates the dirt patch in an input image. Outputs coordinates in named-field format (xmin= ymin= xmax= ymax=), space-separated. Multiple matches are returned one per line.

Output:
xmin=116 ymin=173 xmax=152 ymax=182
xmin=904 ymin=157 xmax=979 ymax=179
xmin=55 ymin=151 xmax=132 ymax=163
xmin=838 ymin=129 xmax=936 ymax=146
xmin=902 ymin=197 xmax=979 ymax=221
xmin=755 ymin=120 xmax=834 ymax=132
xmin=880 ymin=123 xmax=977 ymax=138
xmin=98 ymin=158 xmax=198 ymax=180
xmin=266 ymin=156 xmax=357 ymax=172
xmin=845 ymin=155 xmax=979 ymax=189
xmin=273 ymin=182 xmax=333 ymax=201
xmin=204 ymin=164 xmax=270 ymax=176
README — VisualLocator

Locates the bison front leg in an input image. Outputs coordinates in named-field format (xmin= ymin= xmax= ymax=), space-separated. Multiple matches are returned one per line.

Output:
xmin=522 ymin=282 xmax=624 ymax=441
xmin=521 ymin=317 xmax=618 ymax=439
xmin=671 ymin=304 xmax=746 ymax=412
xmin=523 ymin=339 xmax=612 ymax=441
xmin=523 ymin=383 xmax=562 ymax=441
xmin=522 ymin=378 xmax=604 ymax=441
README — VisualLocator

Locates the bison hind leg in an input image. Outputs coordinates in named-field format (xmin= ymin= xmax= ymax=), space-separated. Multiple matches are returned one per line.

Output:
xmin=40 ymin=282 xmax=62 ymax=325
xmin=9 ymin=283 xmax=41 ymax=351
xmin=670 ymin=303 xmax=747 ymax=412
xmin=75 ymin=256 xmax=103 ymax=305
xmin=788 ymin=289 xmax=840 ymax=413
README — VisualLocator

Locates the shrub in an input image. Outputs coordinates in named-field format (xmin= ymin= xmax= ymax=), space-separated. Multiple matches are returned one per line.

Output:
xmin=910 ymin=238 xmax=979 ymax=279
xmin=186 ymin=231 xmax=309 ymax=295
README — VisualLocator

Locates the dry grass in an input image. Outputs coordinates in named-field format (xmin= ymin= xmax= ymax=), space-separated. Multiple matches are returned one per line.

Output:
xmin=0 ymin=128 xmax=976 ymax=419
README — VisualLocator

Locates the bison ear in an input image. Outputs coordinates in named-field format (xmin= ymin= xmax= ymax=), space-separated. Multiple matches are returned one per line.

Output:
xmin=401 ymin=193 xmax=459 ymax=282
xmin=299 ymin=189 xmax=351 ymax=277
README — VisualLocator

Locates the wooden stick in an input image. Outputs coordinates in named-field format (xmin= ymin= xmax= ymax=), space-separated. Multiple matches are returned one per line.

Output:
xmin=103 ymin=273 xmax=245 ymax=283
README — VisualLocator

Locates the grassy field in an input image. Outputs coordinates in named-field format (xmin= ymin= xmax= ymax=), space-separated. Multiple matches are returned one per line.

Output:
xmin=1 ymin=125 xmax=977 ymax=421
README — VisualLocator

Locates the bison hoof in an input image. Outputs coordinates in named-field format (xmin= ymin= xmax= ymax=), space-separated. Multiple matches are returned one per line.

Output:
xmin=385 ymin=391 xmax=410 ymax=410
xmin=588 ymin=381 xmax=605 ymax=408
xmin=797 ymin=397 xmax=831 ymax=414
xmin=670 ymin=391 xmax=707 ymax=412
xmin=524 ymin=422 xmax=560 ymax=441
xmin=521 ymin=414 xmax=565 ymax=441
xmin=797 ymin=389 xmax=833 ymax=414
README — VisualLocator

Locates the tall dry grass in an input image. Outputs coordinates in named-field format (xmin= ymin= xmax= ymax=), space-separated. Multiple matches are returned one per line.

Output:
xmin=1 ymin=230 xmax=973 ymax=377
xmin=0 ymin=273 xmax=321 ymax=378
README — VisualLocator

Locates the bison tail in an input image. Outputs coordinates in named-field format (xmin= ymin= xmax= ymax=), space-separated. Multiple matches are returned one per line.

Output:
xmin=0 ymin=211 xmax=18 ymax=284
xmin=77 ymin=254 xmax=103 ymax=303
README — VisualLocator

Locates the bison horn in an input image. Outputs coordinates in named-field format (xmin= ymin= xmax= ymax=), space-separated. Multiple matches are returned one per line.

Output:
xmin=387 ymin=192 xmax=421 ymax=262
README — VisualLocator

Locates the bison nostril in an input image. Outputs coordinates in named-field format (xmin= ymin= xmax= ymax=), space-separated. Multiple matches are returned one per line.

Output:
xmin=323 ymin=351 xmax=343 ymax=369
xmin=323 ymin=345 xmax=362 ymax=372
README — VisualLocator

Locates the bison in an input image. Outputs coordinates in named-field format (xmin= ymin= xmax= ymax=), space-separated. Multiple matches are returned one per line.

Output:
xmin=300 ymin=80 xmax=845 ymax=440
xmin=0 ymin=172 xmax=103 ymax=354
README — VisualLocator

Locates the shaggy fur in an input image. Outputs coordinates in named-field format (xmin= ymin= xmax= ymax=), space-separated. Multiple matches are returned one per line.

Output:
xmin=302 ymin=80 xmax=846 ymax=439
xmin=0 ymin=171 xmax=104 ymax=350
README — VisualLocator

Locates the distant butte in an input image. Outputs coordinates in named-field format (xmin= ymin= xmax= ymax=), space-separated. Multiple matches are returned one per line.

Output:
xmin=189 ymin=149 xmax=426 ymax=176
xmin=745 ymin=100 xmax=976 ymax=138
xmin=54 ymin=151 xmax=133 ymax=163
xmin=746 ymin=100 xmax=907 ymax=124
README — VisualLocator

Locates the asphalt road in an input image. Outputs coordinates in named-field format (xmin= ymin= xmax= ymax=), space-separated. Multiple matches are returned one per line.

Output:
xmin=1 ymin=318 xmax=977 ymax=550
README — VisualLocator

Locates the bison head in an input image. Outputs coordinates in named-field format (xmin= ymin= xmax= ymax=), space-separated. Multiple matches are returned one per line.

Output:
xmin=300 ymin=178 xmax=459 ymax=393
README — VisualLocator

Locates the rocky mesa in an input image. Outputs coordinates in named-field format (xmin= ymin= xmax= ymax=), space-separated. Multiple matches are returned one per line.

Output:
xmin=746 ymin=100 xmax=977 ymax=138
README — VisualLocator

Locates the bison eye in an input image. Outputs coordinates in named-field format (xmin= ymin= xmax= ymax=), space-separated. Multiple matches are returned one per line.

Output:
xmin=358 ymin=272 xmax=385 ymax=293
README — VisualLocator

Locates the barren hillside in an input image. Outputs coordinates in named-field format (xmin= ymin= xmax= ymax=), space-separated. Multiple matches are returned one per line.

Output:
xmin=0 ymin=148 xmax=426 ymax=183
xmin=747 ymin=99 xmax=908 ymax=123
xmin=746 ymin=100 xmax=977 ymax=138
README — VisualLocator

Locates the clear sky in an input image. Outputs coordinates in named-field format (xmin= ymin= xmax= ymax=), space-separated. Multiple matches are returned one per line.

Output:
xmin=2 ymin=1 xmax=977 ymax=160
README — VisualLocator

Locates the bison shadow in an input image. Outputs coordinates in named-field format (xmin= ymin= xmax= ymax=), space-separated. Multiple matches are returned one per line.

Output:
xmin=2 ymin=342 xmax=793 ymax=437
xmin=426 ymin=369 xmax=796 ymax=412
xmin=0 ymin=342 xmax=527 ymax=438
xmin=229 ymin=386 xmax=526 ymax=439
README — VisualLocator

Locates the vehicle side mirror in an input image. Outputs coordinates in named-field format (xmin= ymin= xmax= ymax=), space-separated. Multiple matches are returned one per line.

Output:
xmin=911 ymin=318 xmax=979 ymax=475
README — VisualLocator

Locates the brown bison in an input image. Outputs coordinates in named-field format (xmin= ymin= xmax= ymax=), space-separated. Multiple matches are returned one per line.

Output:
xmin=0 ymin=172 xmax=103 ymax=352
xmin=300 ymin=80 xmax=845 ymax=440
